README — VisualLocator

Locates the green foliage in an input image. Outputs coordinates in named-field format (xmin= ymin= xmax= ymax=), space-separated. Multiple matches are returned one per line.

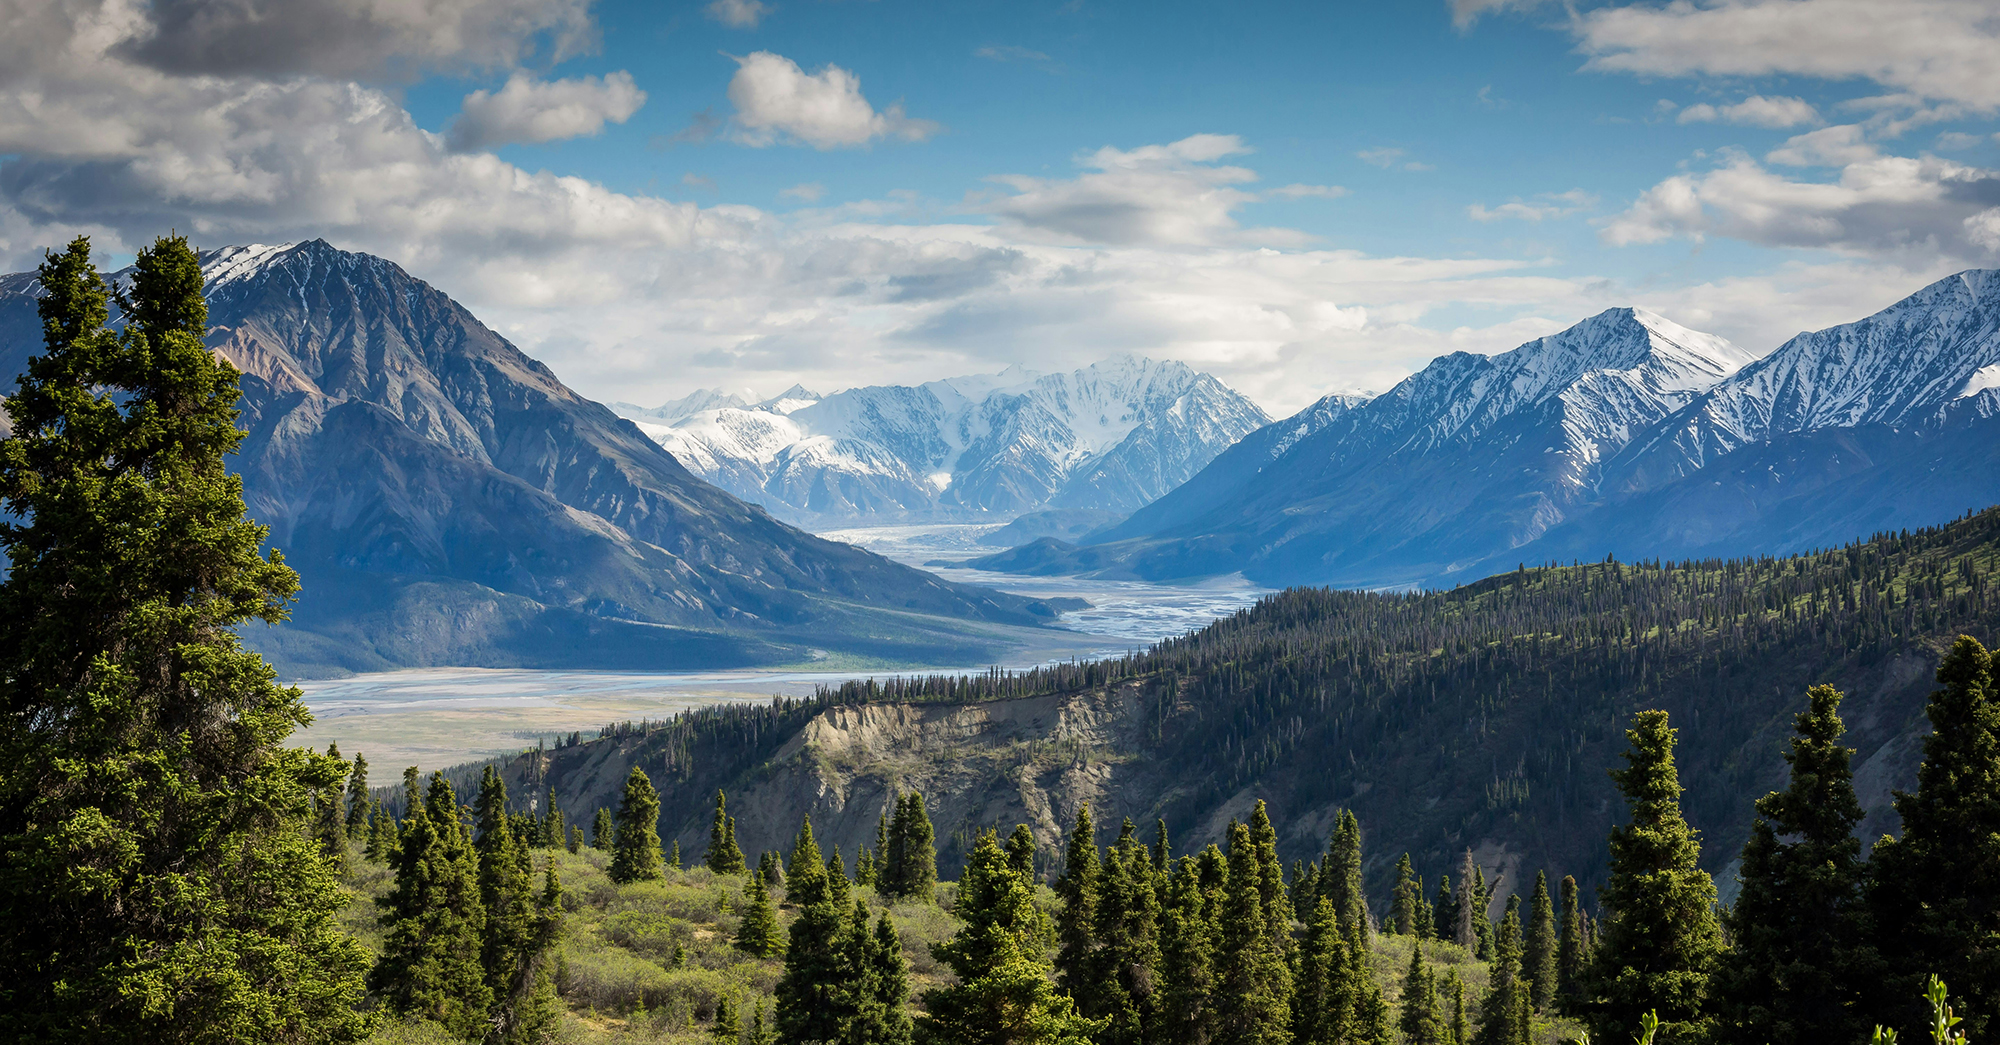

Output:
xmin=373 ymin=774 xmax=492 ymax=1038
xmin=1391 ymin=854 xmax=1422 ymax=937
xmin=1525 ymin=871 xmax=1559 ymax=1014
xmin=611 ymin=767 xmax=666 ymax=885
xmin=347 ymin=752 xmax=372 ymax=839
xmin=1584 ymin=711 xmax=1722 ymax=1044
xmin=735 ymin=870 xmax=783 ymax=958
xmin=707 ymin=790 xmax=746 ymax=874
xmin=1558 ymin=875 xmax=1586 ymax=1013
xmin=1714 ymin=684 xmax=1874 ymax=1045
xmin=882 ymin=791 xmax=939 ymax=902
xmin=1217 ymin=820 xmax=1293 ymax=1045
xmin=1055 ymin=803 xmax=1100 ymax=1013
xmin=921 ymin=832 xmax=1100 ymax=1045
xmin=1870 ymin=636 xmax=2000 ymax=1041
xmin=0 ymin=235 xmax=368 ymax=1043
xmin=593 ymin=807 xmax=613 ymax=850
xmin=1401 ymin=939 xmax=1448 ymax=1045
xmin=1322 ymin=810 xmax=1367 ymax=938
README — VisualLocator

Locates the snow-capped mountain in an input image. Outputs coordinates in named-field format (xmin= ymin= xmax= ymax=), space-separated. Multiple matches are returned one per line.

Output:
xmin=617 ymin=356 xmax=1271 ymax=525
xmin=0 ymin=240 xmax=1064 ymax=675
xmin=974 ymin=308 xmax=1758 ymax=586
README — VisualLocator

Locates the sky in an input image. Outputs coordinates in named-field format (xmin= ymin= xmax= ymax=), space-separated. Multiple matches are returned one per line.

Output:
xmin=2 ymin=1 xmax=1998 ymax=415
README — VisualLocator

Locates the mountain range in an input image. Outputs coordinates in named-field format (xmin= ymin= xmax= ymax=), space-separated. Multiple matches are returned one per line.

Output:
xmin=967 ymin=272 xmax=2000 ymax=588
xmin=0 ymin=241 xmax=1072 ymax=677
xmin=612 ymin=356 xmax=1270 ymax=527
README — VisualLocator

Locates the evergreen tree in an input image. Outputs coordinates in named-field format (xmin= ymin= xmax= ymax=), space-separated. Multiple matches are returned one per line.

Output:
xmin=1471 ymin=868 xmax=1495 ymax=960
xmin=314 ymin=744 xmax=350 ymax=873
xmin=474 ymin=766 xmax=539 ymax=1024
xmin=1585 ymin=710 xmax=1722 ymax=1044
xmin=777 ymin=816 xmax=853 ymax=1044
xmin=1155 ymin=819 xmax=1172 ymax=872
xmin=1448 ymin=969 xmax=1469 ymax=1045
xmin=1391 ymin=853 xmax=1422 ymax=936
xmin=855 ymin=847 xmax=876 ymax=886
xmin=374 ymin=773 xmax=492 ymax=1038
xmin=540 ymin=785 xmax=564 ymax=849
xmin=1158 ymin=854 xmax=1221 ymax=1045
xmin=882 ymin=791 xmax=938 ymax=902
xmin=1006 ymin=824 xmax=1037 ymax=881
xmin=1557 ymin=875 xmax=1585 ymax=1012
xmin=1216 ymin=820 xmax=1292 ymax=1045
xmin=871 ymin=911 xmax=916 ymax=1045
xmin=714 ymin=996 xmax=741 ymax=1043
xmin=1712 ymin=685 xmax=1872 ymax=1045
xmin=707 ymin=790 xmax=747 ymax=874
xmin=737 ymin=869 xmax=784 ymax=957
xmin=1871 ymin=636 xmax=2000 ymax=1040
xmin=1345 ymin=915 xmax=1394 ymax=1045
xmin=365 ymin=800 xmax=393 ymax=863
xmin=1402 ymin=940 xmax=1449 ymax=1045
xmin=568 ymin=824 xmax=584 ymax=853
xmin=1524 ymin=871 xmax=1559 ymax=1014
xmin=920 ymin=832 xmax=1099 ymax=1045
xmin=593 ymin=807 xmax=613 ymax=850
xmin=1474 ymin=897 xmax=1526 ymax=1045
xmin=1054 ymin=804 xmax=1101 ymax=1015
xmin=669 ymin=838 xmax=682 ymax=871
xmin=1249 ymin=801 xmax=1295 ymax=944
xmin=1323 ymin=809 xmax=1369 ymax=936
xmin=759 ymin=849 xmax=785 ymax=887
xmin=345 ymin=751 xmax=371 ymax=839
xmin=1094 ymin=833 xmax=1162 ymax=1045
xmin=609 ymin=767 xmax=666 ymax=884
xmin=827 ymin=844 xmax=850 ymax=888
xmin=0 ymin=235 xmax=369 ymax=1042
xmin=1434 ymin=874 xmax=1458 ymax=943
xmin=1293 ymin=898 xmax=1351 ymax=1045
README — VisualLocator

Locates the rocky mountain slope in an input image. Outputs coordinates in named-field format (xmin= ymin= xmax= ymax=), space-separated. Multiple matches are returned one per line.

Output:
xmin=496 ymin=507 xmax=2000 ymax=907
xmin=973 ymin=307 xmax=1755 ymax=587
xmin=616 ymin=357 xmax=1270 ymax=527
xmin=0 ymin=241 xmax=1069 ymax=676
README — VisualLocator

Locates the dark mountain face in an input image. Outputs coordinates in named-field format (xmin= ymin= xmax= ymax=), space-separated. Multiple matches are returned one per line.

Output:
xmin=0 ymin=241 xmax=1062 ymax=676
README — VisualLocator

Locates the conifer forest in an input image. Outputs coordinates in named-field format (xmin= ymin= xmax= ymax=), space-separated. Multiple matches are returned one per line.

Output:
xmin=10 ymin=236 xmax=2000 ymax=1045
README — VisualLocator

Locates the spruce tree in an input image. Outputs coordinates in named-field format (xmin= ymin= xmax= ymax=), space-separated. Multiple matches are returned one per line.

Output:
xmin=777 ymin=816 xmax=854 ymax=1044
xmin=345 ymin=751 xmax=371 ymax=839
xmin=1007 ymin=824 xmax=1037 ymax=880
xmin=1454 ymin=851 xmax=1480 ymax=951
xmin=707 ymin=789 xmax=747 ymax=873
xmin=920 ymin=832 xmax=1098 ymax=1045
xmin=1711 ymin=685 xmax=1872 ymax=1045
xmin=1557 ymin=875 xmax=1585 ymax=1012
xmin=1094 ymin=834 xmax=1162 ymax=1045
xmin=1474 ymin=896 xmax=1525 ymax=1045
xmin=1871 ymin=636 xmax=2000 ymax=1039
xmin=593 ymin=807 xmax=613 ymax=850
xmin=882 ymin=791 xmax=938 ymax=902
xmin=374 ymin=773 xmax=492 ymax=1038
xmin=1435 ymin=874 xmax=1459 ymax=943
xmin=1155 ymin=819 xmax=1172 ymax=872
xmin=474 ymin=767 xmax=537 ymax=1017
xmin=1216 ymin=820 xmax=1292 ymax=1045
xmin=1293 ymin=898 xmax=1351 ymax=1045
xmin=540 ymin=785 xmax=564 ymax=849
xmin=1448 ymin=969 xmax=1469 ymax=1045
xmin=1524 ymin=872 xmax=1558 ymax=1013
xmin=314 ymin=745 xmax=350 ymax=873
xmin=737 ymin=868 xmax=784 ymax=957
xmin=1585 ymin=710 xmax=1722 ymax=1044
xmin=1323 ymin=809 xmax=1369 ymax=936
xmin=1248 ymin=801 xmax=1295 ymax=944
xmin=1402 ymin=939 xmax=1446 ymax=1045
xmin=669 ymin=838 xmax=682 ymax=871
xmin=1416 ymin=875 xmax=1435 ymax=942
xmin=1159 ymin=854 xmax=1221 ymax=1045
xmin=713 ymin=996 xmax=740 ymax=1043
xmin=1391 ymin=853 xmax=1422 ymax=936
xmin=609 ymin=767 xmax=665 ymax=884
xmin=1472 ymin=867 xmax=1495 ymax=960
xmin=872 ymin=910 xmax=916 ymax=1045
xmin=1054 ymin=804 xmax=1101 ymax=1015
xmin=0 ymin=235 xmax=369 ymax=1042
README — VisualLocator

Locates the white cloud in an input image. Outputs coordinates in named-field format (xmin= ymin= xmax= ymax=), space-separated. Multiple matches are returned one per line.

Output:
xmin=780 ymin=182 xmax=825 ymax=202
xmin=1358 ymin=147 xmax=1433 ymax=172
xmin=706 ymin=0 xmax=768 ymax=29
xmin=1267 ymin=184 xmax=1348 ymax=200
xmin=447 ymin=72 xmax=645 ymax=151
xmin=724 ymin=51 xmax=937 ymax=149
xmin=977 ymin=134 xmax=1312 ymax=247
xmin=1766 ymin=125 xmax=1879 ymax=167
xmin=1600 ymin=148 xmax=2000 ymax=260
xmin=1936 ymin=131 xmax=1985 ymax=151
xmin=1675 ymin=95 xmax=1821 ymax=128
xmin=1447 ymin=0 xmax=1550 ymax=30
xmin=1468 ymin=189 xmax=1598 ymax=222
xmin=1574 ymin=0 xmax=2000 ymax=110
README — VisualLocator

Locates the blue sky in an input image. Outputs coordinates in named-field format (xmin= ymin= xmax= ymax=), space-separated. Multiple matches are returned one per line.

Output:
xmin=3 ymin=0 xmax=1999 ymax=412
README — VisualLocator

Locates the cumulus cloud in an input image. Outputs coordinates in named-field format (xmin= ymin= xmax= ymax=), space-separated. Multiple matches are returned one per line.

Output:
xmin=977 ymin=134 xmax=1306 ymax=247
xmin=1574 ymin=0 xmax=2000 ymax=110
xmin=779 ymin=182 xmax=824 ymax=202
xmin=1676 ymin=95 xmax=1821 ymax=128
xmin=1468 ymin=189 xmax=1598 ymax=222
xmin=724 ymin=51 xmax=937 ymax=149
xmin=1600 ymin=148 xmax=2000 ymax=260
xmin=447 ymin=72 xmax=646 ymax=151
xmin=1765 ymin=125 xmax=1879 ymax=167
xmin=119 ymin=0 xmax=597 ymax=81
xmin=706 ymin=0 xmax=768 ymax=29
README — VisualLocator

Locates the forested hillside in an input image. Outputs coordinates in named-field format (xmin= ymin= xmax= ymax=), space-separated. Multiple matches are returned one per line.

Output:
xmin=498 ymin=509 xmax=2000 ymax=907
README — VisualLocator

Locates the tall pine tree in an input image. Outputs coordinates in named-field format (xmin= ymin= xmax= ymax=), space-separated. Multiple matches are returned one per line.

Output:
xmin=1524 ymin=871 xmax=1559 ymax=1014
xmin=373 ymin=773 xmax=492 ymax=1038
xmin=1390 ymin=853 xmax=1422 ymax=936
xmin=609 ymin=767 xmax=665 ymax=884
xmin=1713 ymin=684 xmax=1873 ymax=1045
xmin=345 ymin=751 xmax=371 ymax=839
xmin=0 ymin=235 xmax=368 ymax=1042
xmin=1216 ymin=820 xmax=1292 ymax=1045
xmin=1584 ymin=710 xmax=1722 ymax=1044
xmin=1557 ymin=875 xmax=1585 ymax=1013
xmin=707 ymin=789 xmax=747 ymax=874
xmin=1871 ymin=636 xmax=2000 ymax=1039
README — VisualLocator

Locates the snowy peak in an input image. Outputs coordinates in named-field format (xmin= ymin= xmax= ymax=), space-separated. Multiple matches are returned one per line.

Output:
xmin=621 ymin=356 xmax=1270 ymax=524
xmin=615 ymin=388 xmax=751 ymax=424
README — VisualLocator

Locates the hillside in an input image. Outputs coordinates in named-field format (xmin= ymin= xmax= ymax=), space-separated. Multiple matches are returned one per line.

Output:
xmin=0 ymin=241 xmax=1070 ymax=677
xmin=481 ymin=507 xmax=2000 ymax=912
